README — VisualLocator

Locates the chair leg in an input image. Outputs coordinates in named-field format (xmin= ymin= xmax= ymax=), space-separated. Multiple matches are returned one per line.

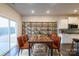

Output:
xmin=55 ymin=49 xmax=56 ymax=52
xmin=58 ymin=49 xmax=61 ymax=56
xmin=48 ymin=48 xmax=50 ymax=56
xmin=21 ymin=49 xmax=23 ymax=54
xmin=18 ymin=49 xmax=20 ymax=56
xmin=69 ymin=41 xmax=74 ymax=55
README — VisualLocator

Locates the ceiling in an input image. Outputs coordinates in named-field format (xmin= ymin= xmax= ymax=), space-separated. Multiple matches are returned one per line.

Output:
xmin=8 ymin=3 xmax=79 ymax=16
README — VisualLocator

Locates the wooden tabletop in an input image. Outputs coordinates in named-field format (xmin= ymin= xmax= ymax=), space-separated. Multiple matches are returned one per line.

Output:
xmin=28 ymin=35 xmax=53 ymax=43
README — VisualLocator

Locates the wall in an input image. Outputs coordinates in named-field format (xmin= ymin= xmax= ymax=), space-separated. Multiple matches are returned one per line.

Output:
xmin=0 ymin=4 xmax=22 ymax=36
xmin=23 ymin=16 xmax=57 ymax=22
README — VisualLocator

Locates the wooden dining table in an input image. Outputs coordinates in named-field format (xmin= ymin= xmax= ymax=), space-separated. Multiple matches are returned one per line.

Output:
xmin=28 ymin=35 xmax=53 ymax=56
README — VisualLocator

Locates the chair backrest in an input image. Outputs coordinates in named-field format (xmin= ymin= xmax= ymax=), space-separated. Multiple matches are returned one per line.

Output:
xmin=17 ymin=36 xmax=23 ymax=48
xmin=22 ymin=34 xmax=28 ymax=43
xmin=50 ymin=32 xmax=61 ymax=48
xmin=54 ymin=36 xmax=61 ymax=48
xmin=50 ymin=32 xmax=57 ymax=39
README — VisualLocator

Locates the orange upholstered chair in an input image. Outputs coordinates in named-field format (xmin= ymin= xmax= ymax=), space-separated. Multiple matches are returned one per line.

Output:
xmin=50 ymin=32 xmax=61 ymax=55
xmin=50 ymin=32 xmax=57 ymax=39
xmin=17 ymin=36 xmax=29 ymax=55
xmin=17 ymin=36 xmax=23 ymax=48
xmin=22 ymin=34 xmax=32 ymax=48
xmin=22 ymin=34 xmax=28 ymax=44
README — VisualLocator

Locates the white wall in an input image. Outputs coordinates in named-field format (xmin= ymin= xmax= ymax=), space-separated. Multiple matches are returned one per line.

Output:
xmin=0 ymin=4 xmax=22 ymax=36
xmin=23 ymin=16 xmax=57 ymax=22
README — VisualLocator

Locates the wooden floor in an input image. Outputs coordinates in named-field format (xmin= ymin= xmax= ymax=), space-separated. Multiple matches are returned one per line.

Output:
xmin=4 ymin=44 xmax=79 ymax=56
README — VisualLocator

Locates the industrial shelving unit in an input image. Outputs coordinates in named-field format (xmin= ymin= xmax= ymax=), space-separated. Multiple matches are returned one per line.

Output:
xmin=22 ymin=22 xmax=57 ymax=36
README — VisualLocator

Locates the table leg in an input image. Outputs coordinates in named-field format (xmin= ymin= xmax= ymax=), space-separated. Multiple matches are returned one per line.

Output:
xmin=28 ymin=43 xmax=30 ymax=56
xmin=51 ymin=49 xmax=53 ymax=56
xmin=51 ymin=43 xmax=53 ymax=56
xmin=76 ymin=42 xmax=79 ymax=55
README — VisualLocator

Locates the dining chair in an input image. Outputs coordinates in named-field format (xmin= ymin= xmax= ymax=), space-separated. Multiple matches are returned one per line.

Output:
xmin=22 ymin=34 xmax=32 ymax=48
xmin=22 ymin=34 xmax=28 ymax=44
xmin=50 ymin=32 xmax=57 ymax=38
xmin=49 ymin=32 xmax=61 ymax=56
xmin=17 ymin=35 xmax=29 ymax=55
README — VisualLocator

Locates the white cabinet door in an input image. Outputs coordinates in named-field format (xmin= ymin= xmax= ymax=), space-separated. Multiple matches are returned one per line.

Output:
xmin=68 ymin=17 xmax=79 ymax=24
xmin=58 ymin=19 xmax=68 ymax=29
xmin=68 ymin=17 xmax=79 ymax=29
xmin=62 ymin=34 xmax=79 ymax=44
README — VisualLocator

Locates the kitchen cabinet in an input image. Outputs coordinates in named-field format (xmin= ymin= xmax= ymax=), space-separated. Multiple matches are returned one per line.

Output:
xmin=58 ymin=19 xmax=68 ymax=29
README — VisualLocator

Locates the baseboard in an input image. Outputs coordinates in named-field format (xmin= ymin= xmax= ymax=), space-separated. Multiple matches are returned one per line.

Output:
xmin=61 ymin=43 xmax=72 ymax=45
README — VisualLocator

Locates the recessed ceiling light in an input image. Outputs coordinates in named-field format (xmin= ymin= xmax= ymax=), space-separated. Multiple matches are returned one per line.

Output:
xmin=32 ymin=10 xmax=35 ymax=14
xmin=74 ymin=9 xmax=78 ymax=13
xmin=46 ymin=10 xmax=50 ymax=14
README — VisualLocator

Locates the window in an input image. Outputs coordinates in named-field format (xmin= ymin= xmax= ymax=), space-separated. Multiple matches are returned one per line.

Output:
xmin=0 ymin=17 xmax=9 ymax=56
xmin=10 ymin=20 xmax=17 ymax=49
xmin=0 ymin=17 xmax=17 ymax=56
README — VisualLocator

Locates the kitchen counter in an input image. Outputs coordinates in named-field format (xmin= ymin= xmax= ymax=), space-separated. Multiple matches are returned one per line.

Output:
xmin=59 ymin=29 xmax=79 ymax=34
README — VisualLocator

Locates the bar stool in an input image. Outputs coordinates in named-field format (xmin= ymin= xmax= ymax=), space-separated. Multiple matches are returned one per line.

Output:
xmin=69 ymin=38 xmax=79 ymax=55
